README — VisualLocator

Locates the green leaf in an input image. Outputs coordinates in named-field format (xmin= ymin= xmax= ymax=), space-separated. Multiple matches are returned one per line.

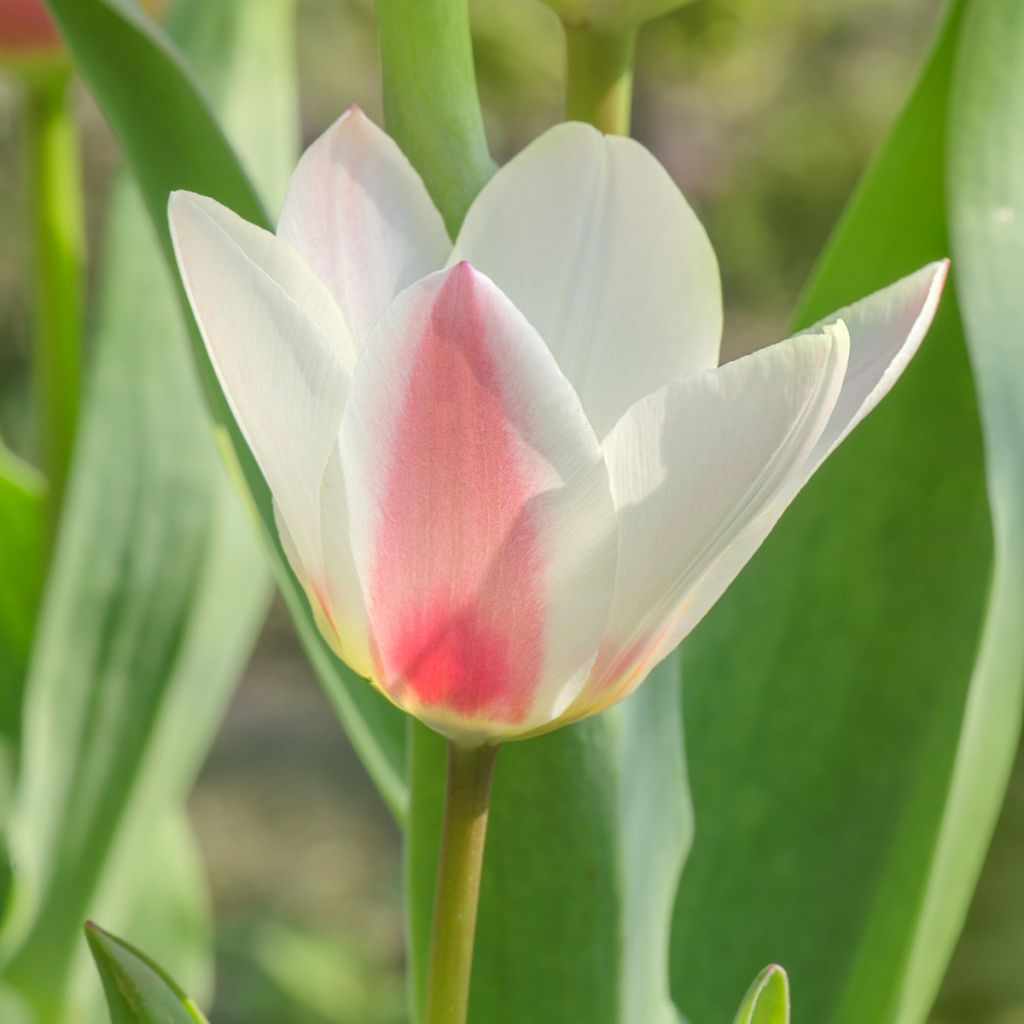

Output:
xmin=85 ymin=922 xmax=208 ymax=1024
xmin=672 ymin=3 xmax=1024 ymax=1022
xmin=902 ymin=1 xmax=1024 ymax=1020
xmin=0 ymin=1 xmax=295 ymax=1019
xmin=41 ymin=0 xmax=408 ymax=817
xmin=733 ymin=965 xmax=790 ymax=1024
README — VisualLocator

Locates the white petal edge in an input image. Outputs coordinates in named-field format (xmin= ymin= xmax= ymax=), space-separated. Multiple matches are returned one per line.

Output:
xmin=804 ymin=260 xmax=949 ymax=473
xmin=453 ymin=121 xmax=722 ymax=439
xmin=339 ymin=262 xmax=619 ymax=744
xmin=277 ymin=106 xmax=451 ymax=351
xmin=169 ymin=190 xmax=350 ymax=586
xmin=567 ymin=322 xmax=851 ymax=719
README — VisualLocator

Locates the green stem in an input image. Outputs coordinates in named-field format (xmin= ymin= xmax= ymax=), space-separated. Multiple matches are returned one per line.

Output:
xmin=422 ymin=741 xmax=499 ymax=1024
xmin=25 ymin=69 xmax=83 ymax=540
xmin=376 ymin=0 xmax=496 ymax=236
xmin=564 ymin=23 xmax=638 ymax=135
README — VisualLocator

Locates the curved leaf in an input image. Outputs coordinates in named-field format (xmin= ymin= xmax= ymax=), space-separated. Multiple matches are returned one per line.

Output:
xmin=0 ymin=2 xmax=293 ymax=1020
xmin=41 ymin=0 xmax=408 ymax=817
xmin=672 ymin=3 xmax=1020 ymax=1022
xmin=900 ymin=0 xmax=1024 ymax=1019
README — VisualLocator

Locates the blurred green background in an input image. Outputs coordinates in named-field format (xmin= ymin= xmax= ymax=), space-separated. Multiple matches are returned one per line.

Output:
xmin=2 ymin=1 xmax=1020 ymax=1021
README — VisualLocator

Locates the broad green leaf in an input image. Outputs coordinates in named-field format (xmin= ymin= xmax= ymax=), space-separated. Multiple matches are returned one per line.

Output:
xmin=901 ymin=1 xmax=1024 ymax=1020
xmin=733 ymin=966 xmax=790 ymax=1024
xmin=0 ymin=2 xmax=294 ymax=1020
xmin=85 ymin=923 xmax=208 ymax=1024
xmin=407 ymin=659 xmax=689 ymax=1024
xmin=41 ymin=0 xmax=408 ymax=816
xmin=672 ymin=3 xmax=1023 ymax=1022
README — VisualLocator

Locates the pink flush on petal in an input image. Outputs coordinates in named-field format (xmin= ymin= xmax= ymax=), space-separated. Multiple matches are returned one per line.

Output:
xmin=369 ymin=264 xmax=546 ymax=724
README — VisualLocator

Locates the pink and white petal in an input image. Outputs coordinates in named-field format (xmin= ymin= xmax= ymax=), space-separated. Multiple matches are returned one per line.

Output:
xmin=277 ymin=106 xmax=451 ymax=351
xmin=452 ymin=122 xmax=722 ymax=439
xmin=340 ymin=262 xmax=618 ymax=745
xmin=169 ymin=190 xmax=349 ymax=585
xmin=569 ymin=323 xmax=850 ymax=719
xmin=803 ymin=260 xmax=948 ymax=472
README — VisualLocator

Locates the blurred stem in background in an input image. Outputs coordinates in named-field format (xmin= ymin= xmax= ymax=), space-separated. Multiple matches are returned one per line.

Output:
xmin=24 ymin=66 xmax=83 ymax=543
xmin=376 ymin=0 xmax=495 ymax=236
xmin=564 ymin=23 xmax=637 ymax=134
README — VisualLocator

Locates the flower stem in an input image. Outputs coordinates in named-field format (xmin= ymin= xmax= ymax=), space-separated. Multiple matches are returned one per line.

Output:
xmin=422 ymin=741 xmax=499 ymax=1024
xmin=564 ymin=23 xmax=638 ymax=135
xmin=24 ymin=68 xmax=83 ymax=541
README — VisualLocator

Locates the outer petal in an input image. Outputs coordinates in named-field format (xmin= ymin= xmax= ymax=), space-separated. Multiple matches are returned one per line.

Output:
xmin=317 ymin=444 xmax=374 ymax=679
xmin=340 ymin=262 xmax=618 ymax=744
xmin=277 ymin=106 xmax=451 ymax=350
xmin=169 ymin=190 xmax=350 ymax=589
xmin=804 ymin=260 xmax=948 ymax=472
xmin=452 ymin=122 xmax=722 ymax=439
xmin=569 ymin=324 xmax=850 ymax=719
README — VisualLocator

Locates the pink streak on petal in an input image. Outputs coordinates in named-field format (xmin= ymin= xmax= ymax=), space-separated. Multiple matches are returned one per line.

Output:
xmin=369 ymin=264 xmax=545 ymax=723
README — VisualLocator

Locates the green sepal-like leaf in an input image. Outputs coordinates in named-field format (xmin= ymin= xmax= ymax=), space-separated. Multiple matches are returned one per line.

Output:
xmin=85 ymin=923 xmax=209 ymax=1024
xmin=41 ymin=0 xmax=408 ymax=817
xmin=733 ymin=965 xmax=790 ymax=1024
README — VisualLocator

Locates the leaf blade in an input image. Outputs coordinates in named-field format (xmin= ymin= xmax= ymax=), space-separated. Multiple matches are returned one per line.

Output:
xmin=40 ymin=0 xmax=408 ymax=816
xmin=670 ymin=3 xmax=1020 ymax=1022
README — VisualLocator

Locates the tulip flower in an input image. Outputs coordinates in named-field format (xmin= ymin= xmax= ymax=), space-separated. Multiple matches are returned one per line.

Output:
xmin=169 ymin=108 xmax=946 ymax=748
xmin=0 ymin=0 xmax=61 ymax=56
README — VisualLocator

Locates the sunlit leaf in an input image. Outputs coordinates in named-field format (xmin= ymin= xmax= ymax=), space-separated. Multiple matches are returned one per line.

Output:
xmin=0 ymin=2 xmax=294 ymax=1020
xmin=40 ymin=0 xmax=408 ymax=816
xmin=672 ymin=3 xmax=1023 ymax=1022
xmin=902 ymin=0 xmax=1024 ymax=1019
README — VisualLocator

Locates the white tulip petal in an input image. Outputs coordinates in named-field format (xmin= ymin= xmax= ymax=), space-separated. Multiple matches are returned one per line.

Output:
xmin=340 ymin=262 xmax=618 ymax=743
xmin=178 ymin=191 xmax=357 ymax=369
xmin=169 ymin=190 xmax=350 ymax=585
xmin=277 ymin=106 xmax=451 ymax=350
xmin=318 ymin=444 xmax=374 ymax=680
xmin=804 ymin=260 xmax=948 ymax=472
xmin=573 ymin=323 xmax=850 ymax=716
xmin=453 ymin=122 xmax=722 ymax=439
